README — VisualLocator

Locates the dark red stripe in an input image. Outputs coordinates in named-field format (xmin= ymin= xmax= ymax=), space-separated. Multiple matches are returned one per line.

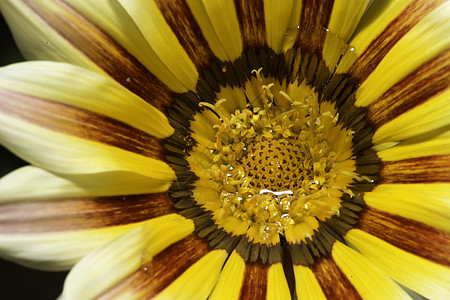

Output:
xmin=98 ymin=234 xmax=210 ymax=298
xmin=23 ymin=0 xmax=173 ymax=111
xmin=349 ymin=0 xmax=444 ymax=83
xmin=239 ymin=261 xmax=268 ymax=300
xmin=299 ymin=0 xmax=334 ymax=30
xmin=0 ymin=193 xmax=175 ymax=233
xmin=358 ymin=207 xmax=450 ymax=266
xmin=312 ymin=256 xmax=362 ymax=300
xmin=154 ymin=0 xmax=215 ymax=69
xmin=368 ymin=50 xmax=450 ymax=128
xmin=380 ymin=155 xmax=450 ymax=184
xmin=295 ymin=0 xmax=334 ymax=54
xmin=0 ymin=90 xmax=164 ymax=159
xmin=234 ymin=0 xmax=267 ymax=50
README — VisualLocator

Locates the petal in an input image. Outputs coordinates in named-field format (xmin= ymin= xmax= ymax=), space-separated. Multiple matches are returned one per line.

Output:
xmin=0 ymin=0 xmax=180 ymax=103
xmin=340 ymin=0 xmax=444 ymax=78
xmin=0 ymin=222 xmax=143 ymax=271
xmin=0 ymin=166 xmax=172 ymax=201
xmin=377 ymin=127 xmax=450 ymax=161
xmin=311 ymin=256 xmax=361 ymax=299
xmin=346 ymin=229 xmax=450 ymax=300
xmin=186 ymin=0 xmax=242 ymax=61
xmin=147 ymin=0 xmax=215 ymax=70
xmin=210 ymin=250 xmax=290 ymax=300
xmin=61 ymin=214 xmax=195 ymax=300
xmin=363 ymin=184 xmax=450 ymax=232
xmin=0 ymin=63 xmax=174 ymax=181
xmin=357 ymin=207 xmax=450 ymax=267
xmin=153 ymin=249 xmax=227 ymax=300
xmin=264 ymin=0 xmax=294 ymax=52
xmin=116 ymin=0 xmax=199 ymax=92
xmin=371 ymin=87 xmax=450 ymax=144
xmin=332 ymin=241 xmax=411 ymax=299
xmin=0 ymin=192 xmax=175 ymax=270
xmin=267 ymin=262 xmax=291 ymax=300
xmin=91 ymin=235 xmax=226 ymax=300
xmin=0 ymin=61 xmax=173 ymax=139
xmin=209 ymin=250 xmax=245 ymax=300
xmin=379 ymin=155 xmax=450 ymax=184
xmin=326 ymin=0 xmax=371 ymax=42
xmin=321 ymin=0 xmax=371 ymax=67
xmin=0 ymin=0 xmax=103 ymax=73
xmin=234 ymin=0 xmax=267 ymax=50
xmin=293 ymin=265 xmax=326 ymax=300
xmin=355 ymin=2 xmax=450 ymax=107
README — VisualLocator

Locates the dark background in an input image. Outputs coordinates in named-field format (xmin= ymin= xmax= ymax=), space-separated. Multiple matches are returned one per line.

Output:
xmin=0 ymin=13 xmax=68 ymax=300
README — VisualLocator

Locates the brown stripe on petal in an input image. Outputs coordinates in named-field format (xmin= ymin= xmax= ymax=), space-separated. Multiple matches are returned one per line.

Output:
xmin=0 ymin=193 xmax=175 ymax=233
xmin=22 ymin=0 xmax=173 ymax=111
xmin=239 ymin=261 xmax=268 ymax=300
xmin=367 ymin=50 xmax=450 ymax=128
xmin=154 ymin=0 xmax=215 ymax=69
xmin=299 ymin=0 xmax=334 ymax=30
xmin=0 ymin=90 xmax=164 ymax=159
xmin=97 ymin=234 xmax=210 ymax=299
xmin=349 ymin=0 xmax=444 ymax=83
xmin=358 ymin=207 xmax=450 ymax=267
xmin=312 ymin=256 xmax=362 ymax=300
xmin=234 ymin=0 xmax=267 ymax=50
xmin=380 ymin=155 xmax=450 ymax=184
xmin=295 ymin=0 xmax=334 ymax=54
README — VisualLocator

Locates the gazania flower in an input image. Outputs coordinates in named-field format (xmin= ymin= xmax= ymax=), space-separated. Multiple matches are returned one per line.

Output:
xmin=0 ymin=0 xmax=449 ymax=299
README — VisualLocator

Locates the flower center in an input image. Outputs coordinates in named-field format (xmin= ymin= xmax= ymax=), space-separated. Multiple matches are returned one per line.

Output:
xmin=188 ymin=69 xmax=358 ymax=243
xmin=165 ymin=41 xmax=379 ymax=265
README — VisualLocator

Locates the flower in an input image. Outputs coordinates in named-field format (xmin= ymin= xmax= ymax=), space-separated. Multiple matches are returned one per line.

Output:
xmin=0 ymin=0 xmax=449 ymax=299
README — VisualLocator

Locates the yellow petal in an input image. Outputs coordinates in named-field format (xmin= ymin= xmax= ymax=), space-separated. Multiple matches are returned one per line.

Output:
xmin=210 ymin=249 xmax=290 ymax=300
xmin=286 ymin=0 xmax=302 ymax=31
xmin=346 ymin=229 xmax=450 ymax=300
xmin=364 ymin=184 xmax=450 ymax=232
xmin=264 ymin=0 xmax=294 ymax=52
xmin=0 ymin=191 xmax=176 ymax=271
xmin=267 ymin=263 xmax=291 ymax=300
xmin=209 ymin=250 xmax=245 ymax=300
xmin=155 ymin=250 xmax=227 ymax=300
xmin=0 ymin=0 xmax=104 ymax=74
xmin=349 ymin=0 xmax=415 ymax=57
xmin=339 ymin=0 xmax=443 ymax=76
xmin=355 ymin=2 xmax=450 ymax=107
xmin=332 ymin=241 xmax=411 ymax=299
xmin=0 ymin=113 xmax=174 ymax=180
xmin=117 ymin=0 xmax=199 ymax=92
xmin=0 ymin=0 xmax=183 ymax=99
xmin=0 ymin=65 xmax=174 ymax=181
xmin=0 ymin=166 xmax=172 ymax=201
xmin=358 ymin=207 xmax=450 ymax=269
xmin=0 ymin=220 xmax=145 ymax=271
xmin=372 ymin=88 xmax=450 ymax=144
xmin=377 ymin=128 xmax=450 ymax=161
xmin=0 ymin=61 xmax=173 ymax=139
xmin=327 ymin=0 xmax=371 ymax=42
xmin=62 ymin=214 xmax=194 ymax=300
xmin=293 ymin=265 xmax=326 ymax=300
xmin=322 ymin=0 xmax=371 ymax=68
xmin=186 ymin=0 xmax=242 ymax=61
xmin=97 ymin=235 xmax=223 ymax=299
